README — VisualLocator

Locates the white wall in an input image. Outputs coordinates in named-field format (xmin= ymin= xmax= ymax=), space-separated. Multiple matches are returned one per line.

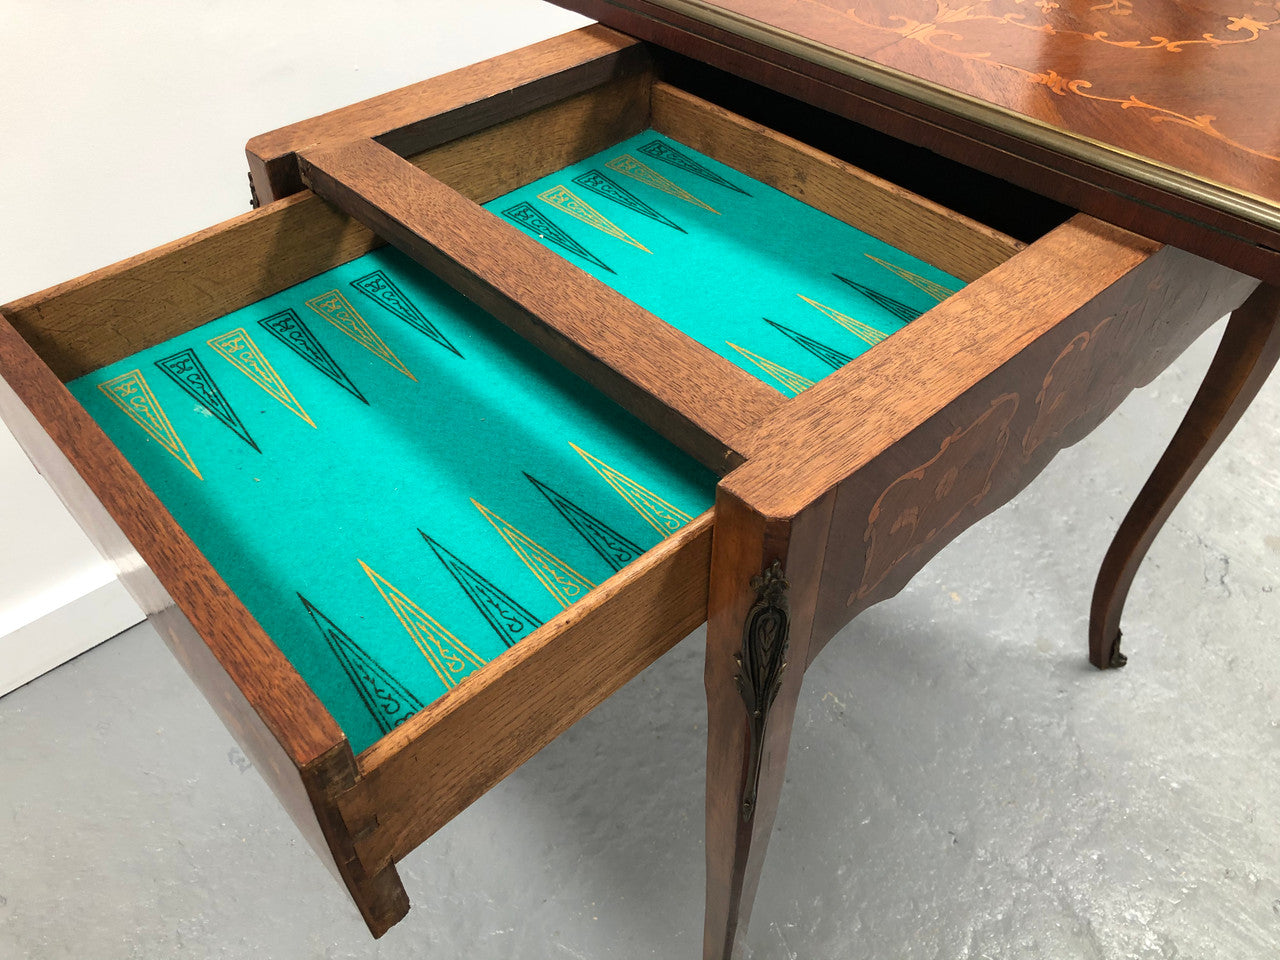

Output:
xmin=0 ymin=0 xmax=590 ymax=693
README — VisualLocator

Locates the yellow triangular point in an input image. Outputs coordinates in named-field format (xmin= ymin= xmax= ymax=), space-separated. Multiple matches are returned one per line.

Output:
xmin=568 ymin=443 xmax=693 ymax=538
xmin=305 ymin=289 xmax=416 ymax=381
xmin=208 ymin=328 xmax=316 ymax=427
xmin=605 ymin=154 xmax=719 ymax=214
xmin=99 ymin=370 xmax=202 ymax=479
xmin=539 ymin=185 xmax=651 ymax=253
xmin=798 ymin=294 xmax=888 ymax=348
xmin=864 ymin=254 xmax=957 ymax=302
xmin=359 ymin=560 xmax=486 ymax=689
xmin=471 ymin=499 xmax=595 ymax=608
xmin=725 ymin=342 xmax=814 ymax=396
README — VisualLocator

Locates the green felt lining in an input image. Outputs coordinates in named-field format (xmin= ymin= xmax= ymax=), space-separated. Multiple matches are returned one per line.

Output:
xmin=486 ymin=129 xmax=964 ymax=395
xmin=71 ymin=247 xmax=716 ymax=754
xmin=70 ymin=130 xmax=965 ymax=755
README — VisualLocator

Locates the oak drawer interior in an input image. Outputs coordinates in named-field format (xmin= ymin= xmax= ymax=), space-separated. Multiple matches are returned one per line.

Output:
xmin=392 ymin=75 xmax=1041 ymax=401
xmin=0 ymin=61 xmax=1096 ymax=935
xmin=62 ymin=244 xmax=717 ymax=756
xmin=11 ymin=76 xmax=1035 ymax=760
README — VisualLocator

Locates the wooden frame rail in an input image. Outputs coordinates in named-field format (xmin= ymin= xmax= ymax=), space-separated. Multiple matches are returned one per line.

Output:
xmin=246 ymin=24 xmax=651 ymax=205
xmin=649 ymin=82 xmax=1021 ymax=283
xmin=296 ymin=136 xmax=783 ymax=472
xmin=1 ymin=194 xmax=380 ymax=383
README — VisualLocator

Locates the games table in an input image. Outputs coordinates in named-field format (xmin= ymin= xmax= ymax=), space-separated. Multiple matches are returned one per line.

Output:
xmin=1 ymin=4 xmax=1276 ymax=958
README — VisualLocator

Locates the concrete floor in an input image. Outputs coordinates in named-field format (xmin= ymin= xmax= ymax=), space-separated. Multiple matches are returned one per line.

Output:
xmin=2 ymin=320 xmax=1278 ymax=958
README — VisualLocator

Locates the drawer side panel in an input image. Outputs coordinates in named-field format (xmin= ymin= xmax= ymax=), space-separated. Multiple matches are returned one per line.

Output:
xmin=0 ymin=314 xmax=418 ymax=934
xmin=3 ymin=194 xmax=380 ymax=383
xmin=341 ymin=510 xmax=714 ymax=870
xmin=809 ymin=240 xmax=1258 ymax=651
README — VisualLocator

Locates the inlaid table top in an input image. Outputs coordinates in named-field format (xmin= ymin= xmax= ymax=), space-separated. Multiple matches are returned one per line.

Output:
xmin=566 ymin=0 xmax=1280 ymax=277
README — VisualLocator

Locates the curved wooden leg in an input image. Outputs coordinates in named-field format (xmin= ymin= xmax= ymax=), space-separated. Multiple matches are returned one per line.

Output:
xmin=703 ymin=491 xmax=831 ymax=960
xmin=1090 ymin=283 xmax=1280 ymax=669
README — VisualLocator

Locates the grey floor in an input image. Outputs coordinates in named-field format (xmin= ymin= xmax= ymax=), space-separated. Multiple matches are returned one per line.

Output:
xmin=2 ymin=320 xmax=1278 ymax=959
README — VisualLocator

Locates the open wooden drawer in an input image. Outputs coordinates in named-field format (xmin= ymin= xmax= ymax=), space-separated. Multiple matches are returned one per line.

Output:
xmin=0 ymin=25 xmax=1255 ymax=943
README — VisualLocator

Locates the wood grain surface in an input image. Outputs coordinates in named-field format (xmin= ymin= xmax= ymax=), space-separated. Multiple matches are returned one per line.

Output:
xmin=1 ymin=192 xmax=380 ymax=382
xmin=718 ymin=216 xmax=1256 ymax=653
xmin=650 ymin=81 xmax=1022 ymax=282
xmin=732 ymin=217 xmax=1161 ymax=505
xmin=298 ymin=138 xmax=784 ymax=473
xmin=246 ymin=24 xmax=649 ymax=204
xmin=661 ymin=0 xmax=1280 ymax=206
xmin=336 ymin=510 xmax=715 ymax=871
xmin=406 ymin=72 xmax=653 ymax=203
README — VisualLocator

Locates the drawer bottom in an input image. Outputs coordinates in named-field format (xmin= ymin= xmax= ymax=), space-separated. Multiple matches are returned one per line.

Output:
xmin=483 ymin=127 xmax=965 ymax=396
xmin=68 ymin=245 xmax=716 ymax=754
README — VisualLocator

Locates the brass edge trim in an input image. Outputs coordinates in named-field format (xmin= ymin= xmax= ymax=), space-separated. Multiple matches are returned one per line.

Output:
xmin=636 ymin=0 xmax=1280 ymax=238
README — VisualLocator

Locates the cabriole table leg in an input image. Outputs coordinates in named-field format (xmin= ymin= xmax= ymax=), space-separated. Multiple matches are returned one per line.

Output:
xmin=1089 ymin=283 xmax=1280 ymax=669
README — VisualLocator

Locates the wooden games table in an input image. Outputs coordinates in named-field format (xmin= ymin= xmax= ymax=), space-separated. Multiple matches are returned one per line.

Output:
xmin=1 ymin=5 xmax=1277 ymax=958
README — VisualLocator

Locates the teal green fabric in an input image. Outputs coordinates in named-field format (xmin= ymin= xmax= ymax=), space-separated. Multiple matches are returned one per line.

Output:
xmin=69 ymin=133 xmax=963 ymax=754
xmin=69 ymin=247 xmax=716 ymax=754
xmin=486 ymin=130 xmax=965 ymax=394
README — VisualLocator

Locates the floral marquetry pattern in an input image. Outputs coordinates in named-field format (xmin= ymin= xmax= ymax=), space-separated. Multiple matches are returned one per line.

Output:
xmin=834 ymin=0 xmax=1280 ymax=163
xmin=841 ymin=0 xmax=1279 ymax=53
xmin=836 ymin=244 xmax=1250 ymax=614
xmin=685 ymin=0 xmax=1280 ymax=199
xmin=854 ymin=393 xmax=1020 ymax=599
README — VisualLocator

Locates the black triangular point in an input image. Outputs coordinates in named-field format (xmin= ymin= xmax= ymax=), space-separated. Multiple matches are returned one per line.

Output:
xmin=524 ymin=472 xmax=645 ymax=572
xmin=259 ymin=309 xmax=369 ymax=404
xmin=638 ymin=139 xmax=752 ymax=196
xmin=298 ymin=592 xmax=422 ymax=735
xmin=419 ymin=530 xmax=542 ymax=647
xmin=502 ymin=201 xmax=614 ymax=274
xmin=156 ymin=348 xmax=260 ymax=452
xmin=763 ymin=318 xmax=853 ymax=370
xmin=832 ymin=273 xmax=922 ymax=324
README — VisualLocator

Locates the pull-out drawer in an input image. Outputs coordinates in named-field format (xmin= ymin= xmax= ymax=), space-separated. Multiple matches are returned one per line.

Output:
xmin=0 ymin=26 xmax=1254 ymax=941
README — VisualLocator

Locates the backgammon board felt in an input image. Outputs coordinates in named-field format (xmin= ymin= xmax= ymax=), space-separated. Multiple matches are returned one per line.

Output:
xmin=489 ymin=130 xmax=962 ymax=394
xmin=70 ymin=246 xmax=715 ymax=754
xmin=70 ymin=132 xmax=962 ymax=754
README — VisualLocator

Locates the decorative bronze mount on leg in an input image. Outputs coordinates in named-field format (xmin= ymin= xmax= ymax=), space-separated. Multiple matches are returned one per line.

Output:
xmin=733 ymin=560 xmax=791 ymax=821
